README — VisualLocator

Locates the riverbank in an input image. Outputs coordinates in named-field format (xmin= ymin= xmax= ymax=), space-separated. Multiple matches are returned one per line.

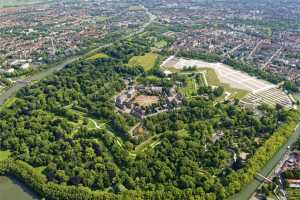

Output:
xmin=0 ymin=107 xmax=298 ymax=200
xmin=228 ymin=105 xmax=300 ymax=200
xmin=0 ymin=176 xmax=38 ymax=200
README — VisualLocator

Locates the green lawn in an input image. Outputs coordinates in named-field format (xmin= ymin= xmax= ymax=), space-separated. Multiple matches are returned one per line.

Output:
xmin=0 ymin=97 xmax=17 ymax=113
xmin=178 ymin=73 xmax=208 ymax=98
xmin=2 ymin=97 xmax=16 ymax=108
xmin=96 ymin=16 xmax=111 ymax=22
xmin=0 ymin=0 xmax=50 ymax=8
xmin=129 ymin=53 xmax=158 ymax=71
xmin=198 ymin=72 xmax=208 ymax=86
xmin=128 ymin=5 xmax=144 ymax=11
xmin=287 ymin=188 xmax=300 ymax=200
xmin=154 ymin=40 xmax=167 ymax=48
xmin=33 ymin=166 xmax=46 ymax=175
xmin=0 ymin=151 xmax=11 ymax=161
xmin=134 ymin=134 xmax=162 ymax=153
xmin=164 ymin=66 xmax=248 ymax=100
xmin=179 ymin=77 xmax=198 ymax=97
xmin=85 ymin=53 xmax=109 ymax=61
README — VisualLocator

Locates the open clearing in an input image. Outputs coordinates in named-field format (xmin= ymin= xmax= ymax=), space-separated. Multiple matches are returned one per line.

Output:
xmin=133 ymin=95 xmax=159 ymax=107
xmin=129 ymin=53 xmax=158 ymax=71
xmin=287 ymin=188 xmax=300 ymax=200
xmin=178 ymin=73 xmax=207 ymax=97
xmin=86 ymin=53 xmax=109 ymax=61
xmin=179 ymin=77 xmax=198 ymax=97
xmin=96 ymin=16 xmax=111 ymax=22
xmin=154 ymin=40 xmax=167 ymax=48
xmin=162 ymin=56 xmax=276 ymax=94
xmin=0 ymin=151 xmax=11 ymax=161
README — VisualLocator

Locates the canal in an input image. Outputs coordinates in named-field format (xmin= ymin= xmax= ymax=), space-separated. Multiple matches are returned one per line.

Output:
xmin=228 ymin=93 xmax=300 ymax=200
xmin=0 ymin=176 xmax=38 ymax=200
xmin=228 ymin=123 xmax=300 ymax=200
xmin=0 ymin=56 xmax=80 ymax=105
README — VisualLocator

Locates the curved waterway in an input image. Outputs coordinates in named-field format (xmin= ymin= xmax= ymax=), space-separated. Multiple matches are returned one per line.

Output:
xmin=0 ymin=176 xmax=38 ymax=200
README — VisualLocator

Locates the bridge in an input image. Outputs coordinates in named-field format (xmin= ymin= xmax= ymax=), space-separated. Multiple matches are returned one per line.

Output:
xmin=256 ymin=173 xmax=273 ymax=183
xmin=15 ymin=80 xmax=31 ymax=84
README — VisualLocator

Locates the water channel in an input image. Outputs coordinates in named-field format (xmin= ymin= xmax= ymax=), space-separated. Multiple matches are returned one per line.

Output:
xmin=0 ymin=176 xmax=38 ymax=200
xmin=228 ymin=93 xmax=300 ymax=200
xmin=0 ymin=56 xmax=80 ymax=105
xmin=228 ymin=122 xmax=300 ymax=200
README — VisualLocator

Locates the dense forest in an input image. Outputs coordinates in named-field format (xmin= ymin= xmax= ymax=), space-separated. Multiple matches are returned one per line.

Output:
xmin=0 ymin=39 xmax=299 ymax=200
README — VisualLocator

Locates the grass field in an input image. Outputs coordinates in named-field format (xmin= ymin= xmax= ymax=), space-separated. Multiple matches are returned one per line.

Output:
xmin=154 ymin=40 xmax=167 ymax=48
xmin=85 ymin=53 xmax=109 ymax=61
xmin=0 ymin=151 xmax=11 ymax=161
xmin=178 ymin=72 xmax=207 ymax=98
xmin=179 ymin=77 xmax=198 ymax=97
xmin=2 ymin=97 xmax=16 ymax=108
xmin=129 ymin=53 xmax=158 ymax=71
xmin=164 ymin=65 xmax=248 ymax=99
xmin=33 ymin=166 xmax=46 ymax=176
xmin=0 ymin=0 xmax=50 ymax=8
xmin=133 ymin=134 xmax=162 ymax=153
xmin=128 ymin=5 xmax=144 ymax=11
xmin=96 ymin=16 xmax=111 ymax=22
xmin=288 ymin=188 xmax=300 ymax=200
